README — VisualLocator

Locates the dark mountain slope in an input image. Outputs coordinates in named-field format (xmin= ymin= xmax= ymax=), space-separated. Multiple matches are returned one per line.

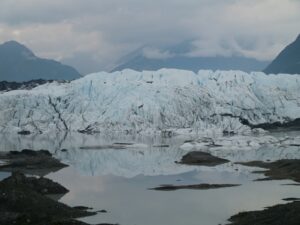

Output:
xmin=0 ymin=41 xmax=81 ymax=82
xmin=264 ymin=35 xmax=300 ymax=74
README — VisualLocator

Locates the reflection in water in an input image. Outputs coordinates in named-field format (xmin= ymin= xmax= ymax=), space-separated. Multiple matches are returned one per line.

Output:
xmin=0 ymin=171 xmax=11 ymax=181
xmin=0 ymin=132 xmax=183 ymax=152
xmin=48 ymin=167 xmax=300 ymax=225
xmin=1 ymin=131 xmax=300 ymax=178
xmin=1 ymin=131 xmax=300 ymax=225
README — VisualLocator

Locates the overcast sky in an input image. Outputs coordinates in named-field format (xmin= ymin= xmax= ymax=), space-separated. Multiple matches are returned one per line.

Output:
xmin=0 ymin=0 xmax=299 ymax=74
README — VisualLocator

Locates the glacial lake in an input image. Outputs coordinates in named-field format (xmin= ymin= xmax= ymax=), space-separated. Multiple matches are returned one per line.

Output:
xmin=1 ymin=131 xmax=300 ymax=225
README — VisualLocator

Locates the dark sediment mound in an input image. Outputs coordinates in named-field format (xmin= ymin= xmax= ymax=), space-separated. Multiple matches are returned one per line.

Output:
xmin=2 ymin=171 xmax=69 ymax=195
xmin=178 ymin=151 xmax=229 ymax=166
xmin=238 ymin=159 xmax=300 ymax=183
xmin=0 ymin=149 xmax=68 ymax=176
xmin=228 ymin=201 xmax=300 ymax=225
xmin=0 ymin=172 xmax=96 ymax=225
xmin=283 ymin=198 xmax=300 ymax=202
xmin=150 ymin=183 xmax=240 ymax=191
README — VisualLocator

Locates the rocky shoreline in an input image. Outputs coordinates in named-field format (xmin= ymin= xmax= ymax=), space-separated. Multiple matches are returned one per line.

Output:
xmin=1 ymin=138 xmax=300 ymax=225
xmin=0 ymin=149 xmax=118 ymax=225
xmin=176 ymin=148 xmax=300 ymax=225
xmin=228 ymin=201 xmax=300 ymax=225
xmin=0 ymin=172 xmax=98 ymax=225
xmin=238 ymin=159 xmax=300 ymax=183
xmin=225 ymin=158 xmax=300 ymax=225
xmin=0 ymin=149 xmax=68 ymax=176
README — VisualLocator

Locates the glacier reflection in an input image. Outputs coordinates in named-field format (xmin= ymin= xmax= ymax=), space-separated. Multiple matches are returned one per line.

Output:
xmin=1 ymin=131 xmax=300 ymax=178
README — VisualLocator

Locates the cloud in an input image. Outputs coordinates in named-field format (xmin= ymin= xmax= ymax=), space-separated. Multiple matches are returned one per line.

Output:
xmin=142 ymin=47 xmax=174 ymax=60
xmin=0 ymin=0 xmax=299 ymax=74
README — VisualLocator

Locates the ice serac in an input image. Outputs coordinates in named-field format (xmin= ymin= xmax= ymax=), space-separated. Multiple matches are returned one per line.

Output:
xmin=0 ymin=69 xmax=300 ymax=134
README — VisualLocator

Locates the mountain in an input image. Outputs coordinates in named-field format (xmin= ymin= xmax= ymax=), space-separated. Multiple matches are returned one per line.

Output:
xmin=0 ymin=69 xmax=299 ymax=135
xmin=264 ymin=35 xmax=300 ymax=74
xmin=0 ymin=41 xmax=81 ymax=82
xmin=112 ymin=41 xmax=269 ymax=72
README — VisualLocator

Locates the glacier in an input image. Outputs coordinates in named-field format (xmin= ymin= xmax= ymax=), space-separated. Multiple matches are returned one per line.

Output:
xmin=0 ymin=69 xmax=300 ymax=135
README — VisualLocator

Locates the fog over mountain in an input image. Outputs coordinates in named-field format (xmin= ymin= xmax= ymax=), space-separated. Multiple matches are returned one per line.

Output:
xmin=0 ymin=1 xmax=299 ymax=74
xmin=113 ymin=41 xmax=270 ymax=72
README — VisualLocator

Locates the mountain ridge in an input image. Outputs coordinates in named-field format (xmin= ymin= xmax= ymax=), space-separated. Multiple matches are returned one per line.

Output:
xmin=0 ymin=40 xmax=81 ymax=82
xmin=264 ymin=34 xmax=300 ymax=74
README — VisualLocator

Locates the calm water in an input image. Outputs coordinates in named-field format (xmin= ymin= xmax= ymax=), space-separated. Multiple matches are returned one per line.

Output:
xmin=1 ymin=131 xmax=300 ymax=225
